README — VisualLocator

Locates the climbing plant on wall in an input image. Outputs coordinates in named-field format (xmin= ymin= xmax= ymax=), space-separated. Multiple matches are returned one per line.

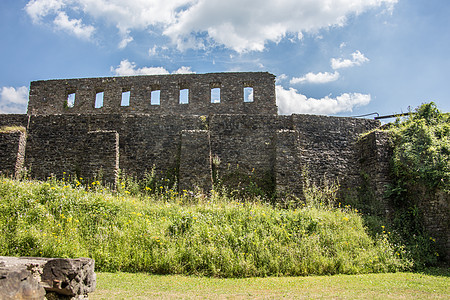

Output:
xmin=389 ymin=102 xmax=449 ymax=196
xmin=385 ymin=102 xmax=449 ymax=268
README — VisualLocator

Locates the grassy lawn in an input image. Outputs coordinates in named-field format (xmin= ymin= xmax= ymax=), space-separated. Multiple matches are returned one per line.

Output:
xmin=92 ymin=270 xmax=449 ymax=299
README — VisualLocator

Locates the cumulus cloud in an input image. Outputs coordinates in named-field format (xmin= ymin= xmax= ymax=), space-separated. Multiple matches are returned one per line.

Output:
xmin=25 ymin=0 xmax=398 ymax=52
xmin=276 ymin=74 xmax=288 ymax=84
xmin=118 ymin=32 xmax=134 ymax=49
xmin=111 ymin=60 xmax=195 ymax=76
xmin=53 ymin=12 xmax=95 ymax=39
xmin=111 ymin=60 xmax=170 ymax=76
xmin=276 ymin=85 xmax=370 ymax=115
xmin=290 ymin=71 xmax=340 ymax=84
xmin=172 ymin=66 xmax=195 ymax=74
xmin=331 ymin=50 xmax=369 ymax=69
xmin=25 ymin=0 xmax=64 ymax=23
xmin=0 ymin=86 xmax=29 ymax=114
xmin=164 ymin=0 xmax=397 ymax=52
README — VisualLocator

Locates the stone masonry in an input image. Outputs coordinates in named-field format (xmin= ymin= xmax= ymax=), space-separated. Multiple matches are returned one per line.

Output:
xmin=0 ymin=71 xmax=447 ymax=261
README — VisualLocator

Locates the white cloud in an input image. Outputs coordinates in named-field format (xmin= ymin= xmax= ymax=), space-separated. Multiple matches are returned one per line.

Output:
xmin=25 ymin=0 xmax=398 ymax=52
xmin=111 ymin=60 xmax=170 ymax=76
xmin=290 ymin=71 xmax=340 ymax=84
xmin=276 ymin=85 xmax=370 ymax=115
xmin=111 ymin=60 xmax=195 ymax=76
xmin=331 ymin=50 xmax=369 ymax=69
xmin=276 ymin=74 xmax=288 ymax=83
xmin=118 ymin=32 xmax=134 ymax=49
xmin=53 ymin=12 xmax=95 ymax=40
xmin=164 ymin=0 xmax=397 ymax=52
xmin=148 ymin=45 xmax=158 ymax=56
xmin=0 ymin=86 xmax=29 ymax=114
xmin=172 ymin=66 xmax=195 ymax=74
xmin=25 ymin=0 xmax=64 ymax=23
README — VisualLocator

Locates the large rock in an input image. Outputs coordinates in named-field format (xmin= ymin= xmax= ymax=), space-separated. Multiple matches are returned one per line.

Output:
xmin=0 ymin=257 xmax=96 ymax=300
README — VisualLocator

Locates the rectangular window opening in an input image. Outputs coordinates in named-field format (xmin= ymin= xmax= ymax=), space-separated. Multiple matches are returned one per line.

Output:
xmin=95 ymin=91 xmax=104 ymax=108
xmin=151 ymin=90 xmax=161 ymax=105
xmin=121 ymin=90 xmax=130 ymax=106
xmin=211 ymin=87 xmax=221 ymax=103
xmin=66 ymin=91 xmax=75 ymax=108
xmin=179 ymin=88 xmax=189 ymax=104
xmin=244 ymin=86 xmax=254 ymax=102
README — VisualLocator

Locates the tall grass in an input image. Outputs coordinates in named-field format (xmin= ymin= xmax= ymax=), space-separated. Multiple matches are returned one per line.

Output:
xmin=0 ymin=177 xmax=410 ymax=277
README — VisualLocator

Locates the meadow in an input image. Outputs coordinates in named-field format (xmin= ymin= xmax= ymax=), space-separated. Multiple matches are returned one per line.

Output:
xmin=0 ymin=176 xmax=410 ymax=277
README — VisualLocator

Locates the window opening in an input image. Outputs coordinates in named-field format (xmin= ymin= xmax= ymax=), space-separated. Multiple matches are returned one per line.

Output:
xmin=95 ymin=91 xmax=104 ymax=108
xmin=211 ymin=88 xmax=220 ymax=103
xmin=244 ymin=87 xmax=254 ymax=102
xmin=179 ymin=88 xmax=189 ymax=104
xmin=151 ymin=90 xmax=160 ymax=105
xmin=121 ymin=90 xmax=130 ymax=106
xmin=66 ymin=92 xmax=75 ymax=108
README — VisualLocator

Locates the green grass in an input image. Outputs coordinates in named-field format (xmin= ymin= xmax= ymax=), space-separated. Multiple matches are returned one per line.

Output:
xmin=91 ymin=270 xmax=450 ymax=299
xmin=0 ymin=177 xmax=410 ymax=277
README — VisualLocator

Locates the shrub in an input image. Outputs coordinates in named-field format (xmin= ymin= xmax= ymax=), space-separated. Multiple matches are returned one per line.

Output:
xmin=383 ymin=102 xmax=448 ymax=268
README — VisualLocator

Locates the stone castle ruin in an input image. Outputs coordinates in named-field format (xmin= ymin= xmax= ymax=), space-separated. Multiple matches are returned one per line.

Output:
xmin=0 ymin=72 xmax=382 ymax=195
xmin=0 ymin=72 xmax=447 ymax=260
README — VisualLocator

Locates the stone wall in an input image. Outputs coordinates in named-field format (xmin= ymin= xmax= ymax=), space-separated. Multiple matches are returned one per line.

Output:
xmin=356 ymin=130 xmax=450 ymax=262
xmin=0 ymin=114 xmax=29 ymax=128
xmin=356 ymin=130 xmax=393 ymax=216
xmin=24 ymin=114 xmax=205 ymax=183
xmin=28 ymin=72 xmax=277 ymax=116
xmin=0 ymin=115 xmax=29 ymax=177
xmin=274 ymin=129 xmax=302 ymax=197
xmin=179 ymin=130 xmax=212 ymax=192
xmin=292 ymin=114 xmax=380 ymax=191
xmin=416 ymin=188 xmax=450 ymax=262
xmin=84 ymin=130 xmax=120 ymax=185
xmin=0 ymin=131 xmax=26 ymax=177
xmin=18 ymin=112 xmax=380 ymax=196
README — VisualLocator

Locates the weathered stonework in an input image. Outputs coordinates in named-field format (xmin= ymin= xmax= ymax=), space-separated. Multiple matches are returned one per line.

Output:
xmin=0 ymin=256 xmax=96 ymax=299
xmin=0 ymin=130 xmax=26 ymax=177
xmin=0 ymin=71 xmax=448 ymax=262
xmin=28 ymin=72 xmax=277 ymax=116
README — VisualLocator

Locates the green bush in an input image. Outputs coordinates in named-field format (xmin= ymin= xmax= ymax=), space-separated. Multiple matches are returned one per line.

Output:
xmin=0 ymin=177 xmax=410 ymax=277
xmin=389 ymin=102 xmax=449 ymax=194
xmin=383 ymin=102 xmax=448 ymax=268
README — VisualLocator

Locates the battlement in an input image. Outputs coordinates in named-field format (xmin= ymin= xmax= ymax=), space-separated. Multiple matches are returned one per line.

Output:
xmin=27 ymin=72 xmax=277 ymax=115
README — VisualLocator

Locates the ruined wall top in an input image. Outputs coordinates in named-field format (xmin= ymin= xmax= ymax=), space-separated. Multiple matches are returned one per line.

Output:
xmin=27 ymin=72 xmax=277 ymax=115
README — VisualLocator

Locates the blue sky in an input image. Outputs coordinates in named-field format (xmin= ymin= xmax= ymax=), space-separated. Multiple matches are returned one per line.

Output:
xmin=0 ymin=0 xmax=449 ymax=117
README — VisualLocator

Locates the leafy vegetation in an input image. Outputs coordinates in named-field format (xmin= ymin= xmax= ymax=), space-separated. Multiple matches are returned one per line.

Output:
xmin=0 ymin=176 xmax=410 ymax=277
xmin=351 ymin=103 xmax=449 ymax=269
xmin=388 ymin=102 xmax=449 ymax=194
xmin=386 ymin=103 xmax=449 ymax=268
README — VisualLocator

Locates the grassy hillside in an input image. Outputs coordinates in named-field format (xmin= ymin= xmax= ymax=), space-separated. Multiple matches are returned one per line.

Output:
xmin=0 ymin=177 xmax=410 ymax=277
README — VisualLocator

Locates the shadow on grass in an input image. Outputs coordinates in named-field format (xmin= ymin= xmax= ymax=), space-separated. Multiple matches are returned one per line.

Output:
xmin=419 ymin=266 xmax=450 ymax=277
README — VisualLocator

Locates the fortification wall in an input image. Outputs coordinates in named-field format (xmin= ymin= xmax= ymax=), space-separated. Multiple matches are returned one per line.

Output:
xmin=27 ymin=72 xmax=277 ymax=116
xmin=0 ymin=131 xmax=26 ymax=177
xmin=356 ymin=131 xmax=393 ymax=216
xmin=22 ymin=112 xmax=380 ymax=196
xmin=0 ymin=115 xmax=29 ymax=177
xmin=0 ymin=114 xmax=29 ymax=128
xmin=24 ymin=114 xmax=205 ymax=183
xmin=292 ymin=114 xmax=379 ymax=190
